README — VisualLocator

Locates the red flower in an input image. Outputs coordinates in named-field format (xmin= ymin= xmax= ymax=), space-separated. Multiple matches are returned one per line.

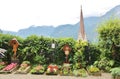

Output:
xmin=47 ymin=65 xmax=58 ymax=72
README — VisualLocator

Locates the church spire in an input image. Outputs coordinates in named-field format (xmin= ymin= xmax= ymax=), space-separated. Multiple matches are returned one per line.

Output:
xmin=78 ymin=6 xmax=87 ymax=41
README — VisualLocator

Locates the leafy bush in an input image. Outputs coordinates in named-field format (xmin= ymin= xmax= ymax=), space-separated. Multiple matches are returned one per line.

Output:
xmin=97 ymin=18 xmax=120 ymax=66
xmin=94 ymin=57 xmax=114 ymax=72
xmin=85 ymin=43 xmax=101 ymax=65
xmin=60 ymin=63 xmax=72 ymax=76
xmin=87 ymin=65 xmax=100 ymax=73
xmin=73 ymin=69 xmax=87 ymax=77
xmin=30 ymin=65 xmax=45 ymax=74
xmin=110 ymin=67 xmax=120 ymax=78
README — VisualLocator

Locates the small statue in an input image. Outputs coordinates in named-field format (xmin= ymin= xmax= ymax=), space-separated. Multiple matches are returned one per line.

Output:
xmin=10 ymin=38 xmax=19 ymax=59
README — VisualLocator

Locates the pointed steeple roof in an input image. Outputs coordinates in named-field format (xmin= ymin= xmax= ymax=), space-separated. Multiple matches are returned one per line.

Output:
xmin=78 ymin=6 xmax=87 ymax=41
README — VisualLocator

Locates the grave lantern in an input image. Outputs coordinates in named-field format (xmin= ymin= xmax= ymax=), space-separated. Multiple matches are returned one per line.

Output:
xmin=10 ymin=38 xmax=19 ymax=59
xmin=63 ymin=44 xmax=71 ymax=63
xmin=51 ymin=39 xmax=56 ymax=63
xmin=51 ymin=40 xmax=56 ymax=49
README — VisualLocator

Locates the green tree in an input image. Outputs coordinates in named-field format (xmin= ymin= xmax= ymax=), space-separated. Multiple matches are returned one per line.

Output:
xmin=97 ymin=18 xmax=120 ymax=66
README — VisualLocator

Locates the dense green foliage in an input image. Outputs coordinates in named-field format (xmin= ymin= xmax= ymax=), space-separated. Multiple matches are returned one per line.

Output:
xmin=94 ymin=57 xmax=114 ymax=72
xmin=0 ymin=34 xmax=76 ymax=65
xmin=0 ymin=33 xmax=100 ymax=67
xmin=73 ymin=40 xmax=88 ymax=68
xmin=97 ymin=18 xmax=120 ymax=67
xmin=73 ymin=41 xmax=101 ymax=69
xmin=110 ymin=67 xmax=120 ymax=78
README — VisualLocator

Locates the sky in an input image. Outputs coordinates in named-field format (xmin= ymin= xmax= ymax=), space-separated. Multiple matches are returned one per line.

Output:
xmin=0 ymin=0 xmax=120 ymax=32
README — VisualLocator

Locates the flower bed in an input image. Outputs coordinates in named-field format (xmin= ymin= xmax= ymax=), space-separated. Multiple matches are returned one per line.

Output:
xmin=87 ymin=66 xmax=101 ymax=76
xmin=15 ymin=61 xmax=31 ymax=74
xmin=30 ymin=65 xmax=45 ymax=74
xmin=46 ymin=64 xmax=59 ymax=75
xmin=59 ymin=63 xmax=72 ymax=76
xmin=73 ymin=68 xmax=87 ymax=77
xmin=0 ymin=63 xmax=18 ymax=74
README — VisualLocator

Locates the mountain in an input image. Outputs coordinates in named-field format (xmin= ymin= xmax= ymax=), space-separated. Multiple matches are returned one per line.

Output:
xmin=2 ymin=5 xmax=120 ymax=41
xmin=51 ymin=24 xmax=79 ymax=39
xmin=0 ymin=29 xmax=2 ymax=33
xmin=17 ymin=25 xmax=54 ymax=38
xmin=3 ymin=25 xmax=55 ymax=38
xmin=102 ymin=5 xmax=120 ymax=18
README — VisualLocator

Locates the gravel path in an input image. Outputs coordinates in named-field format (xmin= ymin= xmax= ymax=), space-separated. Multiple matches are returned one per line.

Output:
xmin=0 ymin=73 xmax=112 ymax=79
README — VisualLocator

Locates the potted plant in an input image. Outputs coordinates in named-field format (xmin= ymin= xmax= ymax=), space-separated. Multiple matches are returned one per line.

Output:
xmin=46 ymin=64 xmax=59 ymax=75
xmin=30 ymin=65 xmax=45 ymax=74
xmin=15 ymin=61 xmax=31 ymax=74
xmin=87 ymin=65 xmax=101 ymax=76
xmin=110 ymin=67 xmax=120 ymax=79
